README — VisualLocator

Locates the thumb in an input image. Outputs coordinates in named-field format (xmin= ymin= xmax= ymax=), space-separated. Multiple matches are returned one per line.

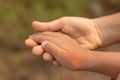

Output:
xmin=41 ymin=41 xmax=65 ymax=58
xmin=32 ymin=19 xmax=62 ymax=32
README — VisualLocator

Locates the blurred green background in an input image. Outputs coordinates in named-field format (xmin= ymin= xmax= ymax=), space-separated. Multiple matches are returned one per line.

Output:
xmin=0 ymin=0 xmax=120 ymax=80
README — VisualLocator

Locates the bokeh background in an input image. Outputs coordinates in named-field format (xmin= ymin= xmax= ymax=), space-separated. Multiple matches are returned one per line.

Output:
xmin=0 ymin=0 xmax=120 ymax=80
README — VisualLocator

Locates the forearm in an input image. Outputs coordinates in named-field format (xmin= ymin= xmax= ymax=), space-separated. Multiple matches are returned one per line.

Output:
xmin=93 ymin=13 xmax=120 ymax=46
xmin=88 ymin=51 xmax=120 ymax=78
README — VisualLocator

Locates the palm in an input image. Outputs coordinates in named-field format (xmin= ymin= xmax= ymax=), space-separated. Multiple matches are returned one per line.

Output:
xmin=32 ymin=17 xmax=102 ymax=50
xmin=58 ymin=17 xmax=102 ymax=49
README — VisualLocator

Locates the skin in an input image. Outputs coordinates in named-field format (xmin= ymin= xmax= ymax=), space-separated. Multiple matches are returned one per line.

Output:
xmin=25 ymin=17 xmax=103 ymax=65
xmin=29 ymin=32 xmax=95 ymax=70
xmin=25 ymin=13 xmax=120 ymax=65
xmin=25 ymin=13 xmax=120 ymax=78
xmin=25 ymin=17 xmax=102 ymax=65
xmin=29 ymin=32 xmax=120 ymax=78
xmin=31 ymin=17 xmax=103 ymax=49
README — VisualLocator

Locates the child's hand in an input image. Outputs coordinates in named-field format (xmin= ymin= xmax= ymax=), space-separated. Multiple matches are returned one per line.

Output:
xmin=25 ymin=17 xmax=102 ymax=66
xmin=31 ymin=17 xmax=103 ymax=50
xmin=29 ymin=32 xmax=95 ymax=70
xmin=25 ymin=16 xmax=120 ymax=67
xmin=25 ymin=13 xmax=120 ymax=78
xmin=27 ymin=32 xmax=120 ymax=77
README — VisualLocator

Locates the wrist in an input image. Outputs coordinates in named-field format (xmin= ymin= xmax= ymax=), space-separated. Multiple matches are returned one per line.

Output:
xmin=76 ymin=51 xmax=98 ymax=71
xmin=68 ymin=50 xmax=97 ymax=71
xmin=82 ymin=51 xmax=98 ymax=71
xmin=92 ymin=13 xmax=120 ymax=47
xmin=88 ymin=51 xmax=120 ymax=78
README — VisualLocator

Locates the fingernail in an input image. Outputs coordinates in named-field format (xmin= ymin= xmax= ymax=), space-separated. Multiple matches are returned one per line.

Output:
xmin=42 ymin=41 xmax=47 ymax=48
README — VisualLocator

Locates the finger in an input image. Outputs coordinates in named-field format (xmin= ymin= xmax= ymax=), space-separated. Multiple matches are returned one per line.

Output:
xmin=29 ymin=33 xmax=43 ymax=43
xmin=32 ymin=45 xmax=44 ymax=55
xmin=32 ymin=32 xmax=63 ymax=38
xmin=42 ymin=41 xmax=65 ymax=59
xmin=32 ymin=20 xmax=62 ymax=32
xmin=37 ymin=31 xmax=61 ymax=37
xmin=43 ymin=52 xmax=54 ymax=61
xmin=29 ymin=33 xmax=57 ymax=44
xmin=25 ymin=39 xmax=38 ymax=48
xmin=53 ymin=60 xmax=61 ymax=66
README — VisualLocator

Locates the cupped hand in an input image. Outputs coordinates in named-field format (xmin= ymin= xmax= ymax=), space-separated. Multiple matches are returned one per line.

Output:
xmin=29 ymin=32 xmax=95 ymax=70
xmin=25 ymin=17 xmax=103 ymax=66
xmin=31 ymin=17 xmax=103 ymax=49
